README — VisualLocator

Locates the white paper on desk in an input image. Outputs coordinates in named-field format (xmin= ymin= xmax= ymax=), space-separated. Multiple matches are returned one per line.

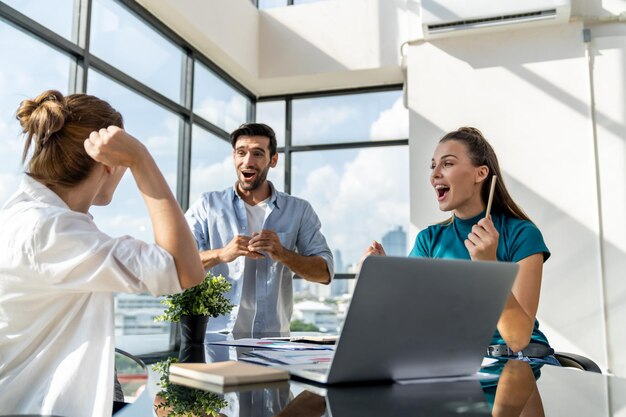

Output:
xmin=207 ymin=338 xmax=333 ymax=350
xmin=396 ymin=371 xmax=499 ymax=385
xmin=248 ymin=350 xmax=334 ymax=365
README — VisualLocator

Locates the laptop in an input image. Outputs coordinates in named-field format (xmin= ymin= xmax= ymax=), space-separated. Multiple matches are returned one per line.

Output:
xmin=285 ymin=256 xmax=518 ymax=384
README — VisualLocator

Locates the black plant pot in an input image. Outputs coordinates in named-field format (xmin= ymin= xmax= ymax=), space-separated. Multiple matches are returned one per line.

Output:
xmin=179 ymin=314 xmax=209 ymax=344
xmin=178 ymin=342 xmax=207 ymax=363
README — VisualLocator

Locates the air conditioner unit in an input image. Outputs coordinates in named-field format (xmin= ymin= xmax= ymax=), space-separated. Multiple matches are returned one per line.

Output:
xmin=421 ymin=0 xmax=571 ymax=39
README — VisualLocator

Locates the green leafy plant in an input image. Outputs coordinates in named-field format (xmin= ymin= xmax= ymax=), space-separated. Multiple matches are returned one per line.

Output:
xmin=153 ymin=357 xmax=227 ymax=417
xmin=156 ymin=273 xmax=234 ymax=323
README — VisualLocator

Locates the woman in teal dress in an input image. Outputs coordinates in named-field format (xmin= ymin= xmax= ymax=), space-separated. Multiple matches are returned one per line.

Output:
xmin=363 ymin=127 xmax=557 ymax=365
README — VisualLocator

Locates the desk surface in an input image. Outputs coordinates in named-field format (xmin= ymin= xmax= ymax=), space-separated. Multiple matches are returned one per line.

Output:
xmin=119 ymin=333 xmax=626 ymax=417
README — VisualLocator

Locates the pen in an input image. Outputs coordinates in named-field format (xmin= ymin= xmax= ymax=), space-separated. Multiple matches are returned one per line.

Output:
xmin=485 ymin=175 xmax=497 ymax=218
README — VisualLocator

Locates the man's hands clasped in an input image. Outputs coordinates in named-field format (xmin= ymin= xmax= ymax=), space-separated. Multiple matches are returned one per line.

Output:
xmin=218 ymin=230 xmax=286 ymax=263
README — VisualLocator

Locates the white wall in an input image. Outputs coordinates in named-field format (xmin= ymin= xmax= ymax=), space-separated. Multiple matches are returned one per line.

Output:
xmin=593 ymin=23 xmax=626 ymax=375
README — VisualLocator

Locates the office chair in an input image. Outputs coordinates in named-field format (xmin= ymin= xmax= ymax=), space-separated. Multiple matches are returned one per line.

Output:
xmin=114 ymin=348 xmax=148 ymax=413
xmin=554 ymin=351 xmax=602 ymax=373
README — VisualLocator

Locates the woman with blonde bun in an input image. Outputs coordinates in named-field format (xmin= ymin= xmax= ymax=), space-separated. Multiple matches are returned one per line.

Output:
xmin=0 ymin=90 xmax=204 ymax=417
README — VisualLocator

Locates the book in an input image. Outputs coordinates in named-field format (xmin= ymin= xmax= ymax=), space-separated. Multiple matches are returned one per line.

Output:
xmin=169 ymin=361 xmax=289 ymax=386
xmin=169 ymin=373 xmax=289 ymax=394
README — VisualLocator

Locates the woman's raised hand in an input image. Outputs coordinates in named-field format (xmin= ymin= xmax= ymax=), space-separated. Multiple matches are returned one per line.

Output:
xmin=465 ymin=215 xmax=499 ymax=261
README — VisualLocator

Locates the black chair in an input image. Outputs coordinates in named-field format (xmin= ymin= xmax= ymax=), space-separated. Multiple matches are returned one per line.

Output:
xmin=114 ymin=348 xmax=148 ymax=414
xmin=554 ymin=351 xmax=602 ymax=373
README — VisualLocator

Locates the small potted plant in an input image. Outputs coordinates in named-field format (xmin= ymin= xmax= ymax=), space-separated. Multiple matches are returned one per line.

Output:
xmin=157 ymin=272 xmax=234 ymax=345
xmin=153 ymin=357 xmax=227 ymax=417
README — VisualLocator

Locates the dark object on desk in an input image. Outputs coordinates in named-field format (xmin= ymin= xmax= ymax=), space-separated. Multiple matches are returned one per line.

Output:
xmin=180 ymin=315 xmax=209 ymax=344
xmin=292 ymin=336 xmax=338 ymax=345
xmin=554 ymin=351 xmax=602 ymax=373
xmin=287 ymin=256 xmax=518 ymax=384
xmin=487 ymin=342 xmax=554 ymax=358
xmin=179 ymin=342 xmax=206 ymax=363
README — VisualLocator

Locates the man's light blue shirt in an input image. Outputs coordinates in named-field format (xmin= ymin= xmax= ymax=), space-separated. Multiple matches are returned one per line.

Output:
xmin=185 ymin=182 xmax=334 ymax=333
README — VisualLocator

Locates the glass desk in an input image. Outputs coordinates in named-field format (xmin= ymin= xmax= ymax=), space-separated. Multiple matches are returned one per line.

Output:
xmin=116 ymin=333 xmax=626 ymax=417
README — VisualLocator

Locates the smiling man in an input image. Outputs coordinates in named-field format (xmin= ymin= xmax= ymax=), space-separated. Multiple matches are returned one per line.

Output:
xmin=185 ymin=123 xmax=333 ymax=334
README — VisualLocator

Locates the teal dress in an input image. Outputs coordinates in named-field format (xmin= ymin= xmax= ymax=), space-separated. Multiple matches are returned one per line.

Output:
xmin=409 ymin=211 xmax=551 ymax=347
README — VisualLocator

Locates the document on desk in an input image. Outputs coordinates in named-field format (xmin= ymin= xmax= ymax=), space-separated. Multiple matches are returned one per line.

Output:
xmin=245 ymin=350 xmax=335 ymax=365
xmin=207 ymin=338 xmax=333 ymax=350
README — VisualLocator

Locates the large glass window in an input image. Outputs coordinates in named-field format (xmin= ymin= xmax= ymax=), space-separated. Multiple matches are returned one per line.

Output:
xmin=261 ymin=88 xmax=409 ymax=333
xmin=194 ymin=61 xmax=250 ymax=133
xmin=189 ymin=125 xmax=235 ymax=205
xmin=256 ymin=100 xmax=286 ymax=147
xmin=87 ymin=70 xmax=179 ymax=243
xmin=0 ymin=22 xmax=73 ymax=206
xmin=88 ymin=70 xmax=180 ymax=354
xmin=0 ymin=0 xmax=256 ymax=357
xmin=90 ymin=0 xmax=183 ymax=103
xmin=3 ymin=0 xmax=76 ymax=41
xmin=292 ymin=90 xmax=407 ymax=145
xmin=291 ymin=146 xmax=410 ymax=272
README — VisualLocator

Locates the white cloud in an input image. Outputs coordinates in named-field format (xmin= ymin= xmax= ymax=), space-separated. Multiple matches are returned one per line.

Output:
xmin=196 ymin=96 xmax=247 ymax=133
xmin=94 ymin=212 xmax=152 ymax=243
xmin=0 ymin=172 xmax=22 ymax=207
xmin=298 ymin=147 xmax=410 ymax=267
xmin=369 ymin=96 xmax=409 ymax=140
xmin=188 ymin=155 xmax=235 ymax=204
xmin=293 ymin=105 xmax=356 ymax=143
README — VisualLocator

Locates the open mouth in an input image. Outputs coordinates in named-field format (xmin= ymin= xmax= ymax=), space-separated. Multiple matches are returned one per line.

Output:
xmin=435 ymin=184 xmax=450 ymax=201
xmin=242 ymin=170 xmax=256 ymax=180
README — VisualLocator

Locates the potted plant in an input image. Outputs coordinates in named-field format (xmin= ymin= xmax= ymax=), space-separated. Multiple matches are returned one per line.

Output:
xmin=153 ymin=357 xmax=227 ymax=417
xmin=156 ymin=272 xmax=234 ymax=345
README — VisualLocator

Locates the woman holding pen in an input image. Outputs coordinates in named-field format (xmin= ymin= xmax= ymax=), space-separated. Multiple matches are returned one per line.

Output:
xmin=363 ymin=127 xmax=557 ymax=365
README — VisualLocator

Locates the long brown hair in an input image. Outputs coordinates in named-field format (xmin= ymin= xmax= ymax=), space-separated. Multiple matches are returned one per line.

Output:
xmin=439 ymin=127 xmax=531 ymax=223
xmin=16 ymin=90 xmax=123 ymax=189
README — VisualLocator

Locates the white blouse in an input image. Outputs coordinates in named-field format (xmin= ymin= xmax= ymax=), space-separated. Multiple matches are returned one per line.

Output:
xmin=0 ymin=176 xmax=182 ymax=417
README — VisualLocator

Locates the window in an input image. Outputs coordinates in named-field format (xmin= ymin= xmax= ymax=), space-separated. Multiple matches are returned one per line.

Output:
xmin=0 ymin=22 xmax=73 ymax=206
xmin=291 ymin=146 xmax=409 ymax=273
xmin=90 ymin=0 xmax=184 ymax=103
xmin=292 ymin=90 xmax=408 ymax=145
xmin=194 ymin=61 xmax=251 ymax=134
xmin=3 ymin=0 xmax=76 ymax=41
xmin=0 ymin=0 xmax=254 ymax=354
xmin=87 ymin=70 xmax=179 ymax=243
xmin=189 ymin=125 xmax=235 ymax=205
xmin=88 ymin=70 xmax=180 ymax=354
xmin=258 ymin=88 xmax=409 ymax=333
xmin=256 ymin=100 xmax=286 ymax=147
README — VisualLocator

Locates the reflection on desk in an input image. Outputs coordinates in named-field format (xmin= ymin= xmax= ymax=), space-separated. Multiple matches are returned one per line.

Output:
xmin=118 ymin=333 xmax=626 ymax=417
